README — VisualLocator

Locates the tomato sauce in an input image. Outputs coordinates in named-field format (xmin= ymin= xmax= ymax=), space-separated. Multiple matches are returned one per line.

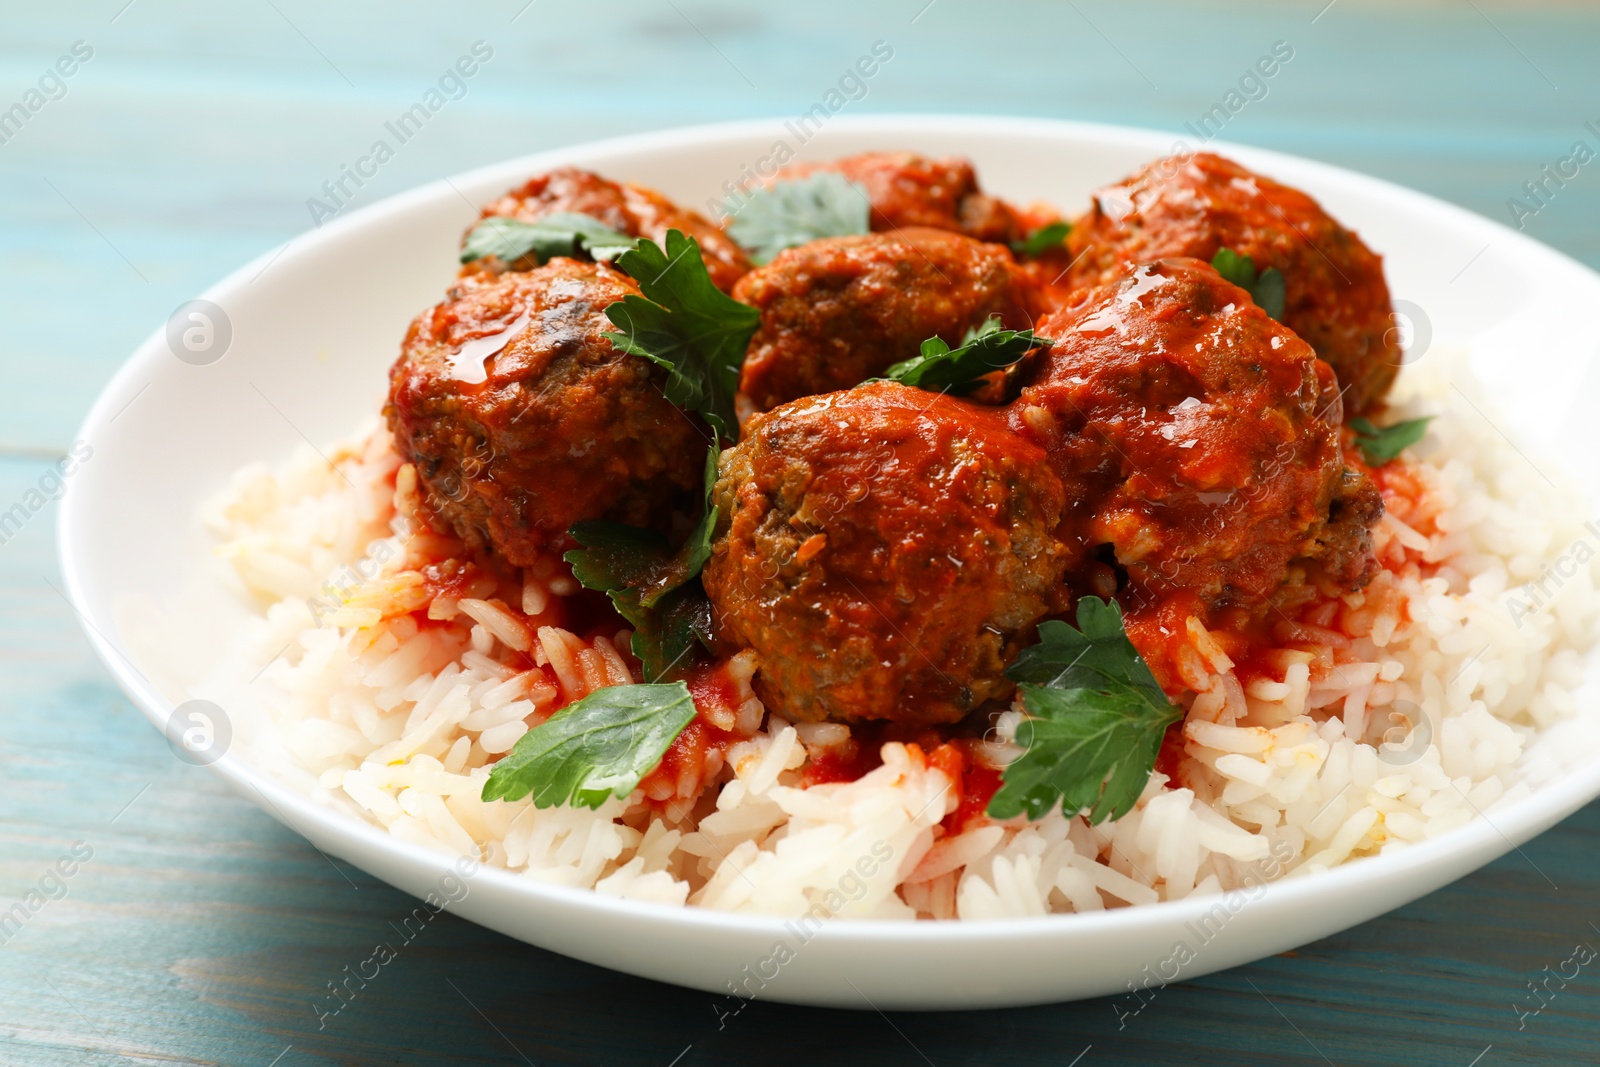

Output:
xmin=419 ymin=557 xmax=488 ymax=602
xmin=1151 ymin=721 xmax=1188 ymax=787
xmin=636 ymin=658 xmax=746 ymax=803
xmin=1123 ymin=589 xmax=1210 ymax=694
xmin=801 ymin=739 xmax=883 ymax=786
xmin=915 ymin=740 xmax=1003 ymax=833
xmin=798 ymin=722 xmax=961 ymax=787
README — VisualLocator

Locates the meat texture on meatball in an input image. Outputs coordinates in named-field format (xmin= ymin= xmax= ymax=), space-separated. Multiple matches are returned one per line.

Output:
xmin=781 ymin=150 xmax=1024 ymax=244
xmin=387 ymin=259 xmax=706 ymax=567
xmin=703 ymin=381 xmax=1069 ymax=726
xmin=1008 ymin=257 xmax=1381 ymax=613
xmin=471 ymin=167 xmax=751 ymax=293
xmin=1066 ymin=152 xmax=1400 ymax=415
xmin=734 ymin=227 xmax=1041 ymax=413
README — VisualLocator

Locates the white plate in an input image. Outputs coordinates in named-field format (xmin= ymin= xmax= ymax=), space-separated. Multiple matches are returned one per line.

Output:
xmin=59 ymin=116 xmax=1600 ymax=1010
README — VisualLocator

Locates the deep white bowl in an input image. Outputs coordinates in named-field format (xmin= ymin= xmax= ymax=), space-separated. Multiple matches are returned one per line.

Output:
xmin=59 ymin=116 xmax=1600 ymax=1010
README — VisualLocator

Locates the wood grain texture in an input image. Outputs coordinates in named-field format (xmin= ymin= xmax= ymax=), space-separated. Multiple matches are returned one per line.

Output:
xmin=2 ymin=1 xmax=1599 ymax=1064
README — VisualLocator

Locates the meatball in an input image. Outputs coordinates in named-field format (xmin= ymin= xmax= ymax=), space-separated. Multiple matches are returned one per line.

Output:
xmin=783 ymin=150 xmax=1022 ymax=243
xmin=734 ymin=228 xmax=1041 ymax=413
xmin=386 ymin=259 xmax=705 ymax=567
xmin=703 ymin=381 xmax=1068 ymax=726
xmin=472 ymin=167 xmax=751 ymax=293
xmin=1007 ymin=257 xmax=1380 ymax=612
xmin=1066 ymin=152 xmax=1400 ymax=415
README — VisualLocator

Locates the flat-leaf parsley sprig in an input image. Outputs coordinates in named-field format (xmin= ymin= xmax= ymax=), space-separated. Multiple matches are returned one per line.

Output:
xmin=884 ymin=317 xmax=1053 ymax=396
xmin=987 ymin=597 xmax=1182 ymax=825
xmin=725 ymin=172 xmax=871 ymax=264
xmin=1011 ymin=220 xmax=1071 ymax=258
xmin=1211 ymin=247 xmax=1286 ymax=322
xmin=460 ymin=211 xmax=637 ymax=268
xmin=603 ymin=229 xmax=761 ymax=443
xmin=1350 ymin=415 xmax=1433 ymax=466
xmin=564 ymin=445 xmax=720 ymax=684
xmin=481 ymin=682 xmax=697 ymax=809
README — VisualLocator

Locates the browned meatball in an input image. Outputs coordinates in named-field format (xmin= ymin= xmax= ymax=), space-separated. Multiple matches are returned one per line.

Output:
xmin=471 ymin=167 xmax=752 ymax=293
xmin=784 ymin=151 xmax=1023 ymax=243
xmin=1066 ymin=152 xmax=1400 ymax=415
xmin=703 ymin=381 xmax=1068 ymax=726
xmin=734 ymin=228 xmax=1041 ymax=413
xmin=1007 ymin=258 xmax=1380 ymax=613
xmin=386 ymin=259 xmax=705 ymax=567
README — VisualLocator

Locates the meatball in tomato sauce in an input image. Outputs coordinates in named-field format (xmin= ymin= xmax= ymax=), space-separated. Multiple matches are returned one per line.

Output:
xmin=471 ymin=167 xmax=751 ymax=293
xmin=386 ymin=259 xmax=705 ymax=567
xmin=1008 ymin=257 xmax=1381 ymax=614
xmin=734 ymin=227 xmax=1040 ymax=413
xmin=703 ymin=381 xmax=1068 ymax=726
xmin=1066 ymin=152 xmax=1400 ymax=415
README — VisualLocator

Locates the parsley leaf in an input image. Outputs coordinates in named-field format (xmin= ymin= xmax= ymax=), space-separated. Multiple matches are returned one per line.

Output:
xmin=461 ymin=211 xmax=637 ymax=267
xmin=564 ymin=522 xmax=668 ymax=598
xmin=564 ymin=445 xmax=720 ymax=682
xmin=1007 ymin=598 xmax=1166 ymax=700
xmin=1350 ymin=415 xmax=1432 ymax=466
xmin=1011 ymin=221 xmax=1071 ymax=258
xmin=564 ymin=521 xmax=711 ymax=683
xmin=988 ymin=597 xmax=1182 ymax=825
xmin=1211 ymin=247 xmax=1286 ymax=322
xmin=480 ymin=681 xmax=697 ymax=808
xmin=883 ymin=317 xmax=1052 ymax=395
xmin=632 ymin=588 xmax=713 ymax=687
xmin=726 ymin=173 xmax=871 ymax=264
xmin=643 ymin=444 xmax=720 ymax=608
xmin=604 ymin=230 xmax=760 ymax=442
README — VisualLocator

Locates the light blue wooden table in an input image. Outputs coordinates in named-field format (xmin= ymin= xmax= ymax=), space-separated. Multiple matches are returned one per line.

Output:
xmin=4 ymin=2 xmax=1599 ymax=1064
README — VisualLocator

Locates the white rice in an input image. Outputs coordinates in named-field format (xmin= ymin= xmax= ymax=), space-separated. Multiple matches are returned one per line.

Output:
xmin=200 ymin=356 xmax=1600 ymax=919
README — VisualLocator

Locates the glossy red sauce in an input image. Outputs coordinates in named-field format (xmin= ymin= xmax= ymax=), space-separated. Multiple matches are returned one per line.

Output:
xmin=647 ymin=716 xmax=738 ymax=797
xmin=1151 ymin=721 xmax=1188 ymax=786
xmin=637 ymin=658 xmax=745 ymax=802
xmin=419 ymin=557 xmax=488 ymax=602
xmin=802 ymin=739 xmax=884 ymax=786
xmin=936 ymin=741 xmax=1004 ymax=833
xmin=1124 ymin=589 xmax=1210 ymax=695
xmin=687 ymin=660 xmax=740 ymax=714
xmin=798 ymin=722 xmax=958 ymax=787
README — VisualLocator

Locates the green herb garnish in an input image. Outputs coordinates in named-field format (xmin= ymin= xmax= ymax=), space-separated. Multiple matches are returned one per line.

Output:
xmin=1211 ymin=247 xmax=1286 ymax=322
xmin=662 ymin=443 xmax=721 ymax=599
xmin=726 ymin=173 xmax=871 ymax=265
xmin=480 ymin=681 xmax=697 ymax=808
xmin=1011 ymin=221 xmax=1071 ymax=258
xmin=1350 ymin=415 xmax=1432 ymax=466
xmin=564 ymin=521 xmax=712 ymax=685
xmin=987 ymin=597 xmax=1181 ymax=825
xmin=461 ymin=211 xmax=637 ymax=267
xmin=603 ymin=230 xmax=760 ymax=442
xmin=564 ymin=446 xmax=719 ymax=682
xmin=883 ymin=317 xmax=1052 ymax=396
